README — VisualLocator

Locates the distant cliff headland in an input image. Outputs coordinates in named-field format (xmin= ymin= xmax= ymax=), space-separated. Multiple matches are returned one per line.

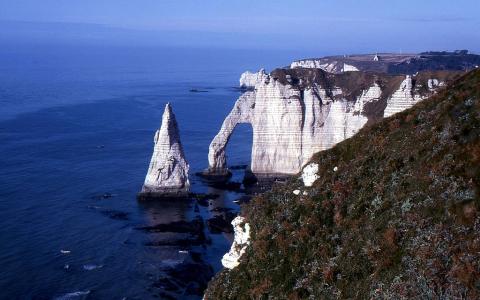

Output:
xmin=289 ymin=50 xmax=479 ymax=74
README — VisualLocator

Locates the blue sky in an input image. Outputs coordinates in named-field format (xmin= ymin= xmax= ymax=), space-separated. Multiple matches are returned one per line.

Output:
xmin=0 ymin=0 xmax=479 ymax=53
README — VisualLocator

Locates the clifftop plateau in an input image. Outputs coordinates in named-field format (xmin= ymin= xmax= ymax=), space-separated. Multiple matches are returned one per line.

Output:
xmin=291 ymin=50 xmax=480 ymax=75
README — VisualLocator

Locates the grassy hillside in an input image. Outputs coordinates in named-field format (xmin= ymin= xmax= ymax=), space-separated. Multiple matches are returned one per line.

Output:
xmin=205 ymin=69 xmax=480 ymax=299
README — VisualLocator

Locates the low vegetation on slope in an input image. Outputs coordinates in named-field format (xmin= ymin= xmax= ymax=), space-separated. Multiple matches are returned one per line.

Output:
xmin=205 ymin=69 xmax=480 ymax=299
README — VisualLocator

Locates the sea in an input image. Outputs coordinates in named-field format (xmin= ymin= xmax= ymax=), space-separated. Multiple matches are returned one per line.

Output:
xmin=0 ymin=42 xmax=310 ymax=299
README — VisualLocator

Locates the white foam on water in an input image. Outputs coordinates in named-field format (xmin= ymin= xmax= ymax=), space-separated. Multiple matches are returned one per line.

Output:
xmin=53 ymin=290 xmax=90 ymax=300
xmin=82 ymin=264 xmax=103 ymax=271
xmin=161 ymin=259 xmax=183 ymax=267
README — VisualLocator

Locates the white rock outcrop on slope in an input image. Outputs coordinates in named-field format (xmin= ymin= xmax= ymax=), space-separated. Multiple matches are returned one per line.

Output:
xmin=208 ymin=71 xmax=442 ymax=176
xmin=141 ymin=103 xmax=190 ymax=195
xmin=383 ymin=75 xmax=423 ymax=118
xmin=428 ymin=78 xmax=439 ymax=90
xmin=291 ymin=60 xmax=359 ymax=73
xmin=342 ymin=63 xmax=359 ymax=72
xmin=291 ymin=59 xmax=342 ymax=73
xmin=221 ymin=216 xmax=251 ymax=269
xmin=302 ymin=163 xmax=320 ymax=187
xmin=239 ymin=69 xmax=268 ymax=88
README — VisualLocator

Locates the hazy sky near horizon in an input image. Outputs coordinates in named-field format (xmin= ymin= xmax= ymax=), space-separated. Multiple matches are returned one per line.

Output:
xmin=1 ymin=0 xmax=479 ymax=53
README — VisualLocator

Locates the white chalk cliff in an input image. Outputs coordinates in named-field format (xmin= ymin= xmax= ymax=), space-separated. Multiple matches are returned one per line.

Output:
xmin=221 ymin=216 xmax=251 ymax=269
xmin=141 ymin=103 xmax=190 ymax=195
xmin=342 ymin=63 xmax=359 ymax=72
xmin=239 ymin=69 xmax=268 ymax=88
xmin=383 ymin=75 xmax=423 ymax=118
xmin=291 ymin=59 xmax=343 ymax=73
xmin=208 ymin=69 xmax=445 ymax=176
xmin=291 ymin=60 xmax=359 ymax=73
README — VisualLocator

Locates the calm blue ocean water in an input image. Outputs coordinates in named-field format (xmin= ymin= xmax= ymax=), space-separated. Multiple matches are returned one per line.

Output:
xmin=0 ymin=43 xmax=302 ymax=299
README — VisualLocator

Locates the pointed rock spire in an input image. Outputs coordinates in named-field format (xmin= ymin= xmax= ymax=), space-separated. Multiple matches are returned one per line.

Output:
xmin=139 ymin=103 xmax=190 ymax=199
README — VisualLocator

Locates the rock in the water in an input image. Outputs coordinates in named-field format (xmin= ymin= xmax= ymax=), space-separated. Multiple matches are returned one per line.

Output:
xmin=136 ymin=217 xmax=204 ymax=234
xmin=191 ymin=193 xmax=220 ymax=207
xmin=100 ymin=209 xmax=129 ymax=221
xmin=162 ymin=260 xmax=214 ymax=296
xmin=195 ymin=169 xmax=232 ymax=184
xmin=207 ymin=212 xmax=236 ymax=234
xmin=229 ymin=164 xmax=248 ymax=170
xmin=152 ymin=253 xmax=214 ymax=298
xmin=140 ymin=103 xmax=190 ymax=199
xmin=138 ymin=217 xmax=209 ymax=247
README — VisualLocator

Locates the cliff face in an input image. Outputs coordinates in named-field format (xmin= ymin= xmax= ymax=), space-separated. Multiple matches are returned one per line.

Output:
xmin=383 ymin=75 xmax=423 ymax=118
xmin=208 ymin=68 xmax=458 ymax=176
xmin=141 ymin=103 xmax=190 ymax=197
xmin=205 ymin=69 xmax=480 ymax=300
xmin=239 ymin=69 xmax=268 ymax=88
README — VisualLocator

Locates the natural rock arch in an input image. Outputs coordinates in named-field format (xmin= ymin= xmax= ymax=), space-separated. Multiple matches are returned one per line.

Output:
xmin=207 ymin=81 xmax=315 ymax=176
xmin=208 ymin=92 xmax=255 ymax=173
